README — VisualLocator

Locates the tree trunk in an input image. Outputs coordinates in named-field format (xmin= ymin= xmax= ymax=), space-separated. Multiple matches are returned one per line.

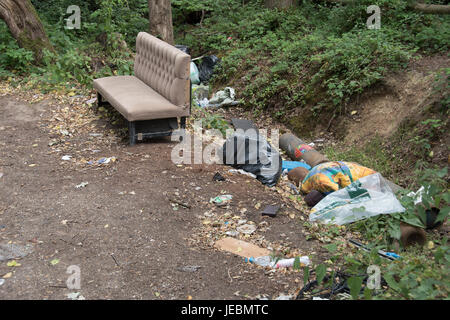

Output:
xmin=319 ymin=0 xmax=450 ymax=14
xmin=0 ymin=0 xmax=54 ymax=63
xmin=411 ymin=2 xmax=450 ymax=14
xmin=264 ymin=0 xmax=298 ymax=9
xmin=148 ymin=0 xmax=174 ymax=45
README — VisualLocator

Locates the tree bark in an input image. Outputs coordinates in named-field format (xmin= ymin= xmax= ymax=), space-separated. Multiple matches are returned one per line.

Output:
xmin=318 ymin=0 xmax=450 ymax=14
xmin=411 ymin=2 xmax=450 ymax=14
xmin=148 ymin=0 xmax=174 ymax=45
xmin=264 ymin=0 xmax=298 ymax=9
xmin=0 ymin=0 xmax=54 ymax=63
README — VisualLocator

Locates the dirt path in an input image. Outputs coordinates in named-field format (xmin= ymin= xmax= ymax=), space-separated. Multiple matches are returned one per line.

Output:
xmin=0 ymin=95 xmax=325 ymax=300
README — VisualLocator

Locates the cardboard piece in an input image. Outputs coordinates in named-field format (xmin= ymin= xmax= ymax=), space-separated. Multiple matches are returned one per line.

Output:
xmin=214 ymin=237 xmax=270 ymax=258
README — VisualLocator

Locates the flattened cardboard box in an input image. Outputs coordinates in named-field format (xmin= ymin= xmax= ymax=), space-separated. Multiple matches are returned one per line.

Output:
xmin=214 ymin=237 xmax=270 ymax=258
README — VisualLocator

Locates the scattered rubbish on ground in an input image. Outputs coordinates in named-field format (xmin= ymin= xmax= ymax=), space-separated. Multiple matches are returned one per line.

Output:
xmin=274 ymin=257 xmax=311 ymax=268
xmin=67 ymin=292 xmax=85 ymax=300
xmin=0 ymin=243 xmax=33 ymax=262
xmin=203 ymin=87 xmax=239 ymax=108
xmin=89 ymin=133 xmax=103 ymax=137
xmin=2 ymin=272 xmax=12 ymax=279
xmin=261 ymin=205 xmax=280 ymax=218
xmin=192 ymin=84 xmax=210 ymax=102
xmin=221 ymin=132 xmax=282 ymax=187
xmin=304 ymin=190 xmax=325 ymax=208
xmin=275 ymin=294 xmax=293 ymax=300
xmin=228 ymin=169 xmax=257 ymax=179
xmin=75 ymin=182 xmax=89 ymax=189
xmin=177 ymin=265 xmax=202 ymax=273
xmin=282 ymin=161 xmax=311 ymax=172
xmin=288 ymin=183 xmax=299 ymax=195
xmin=225 ymin=230 xmax=240 ymax=237
xmin=296 ymin=270 xmax=385 ymax=300
xmin=210 ymin=195 xmax=233 ymax=206
xmin=190 ymin=62 xmax=200 ymax=84
xmin=231 ymin=118 xmax=258 ymax=132
xmin=214 ymin=237 xmax=270 ymax=258
xmin=175 ymin=45 xmax=190 ymax=55
xmin=61 ymin=155 xmax=72 ymax=161
xmin=198 ymin=55 xmax=220 ymax=83
xmin=310 ymin=173 xmax=405 ymax=225
xmin=87 ymin=157 xmax=117 ymax=165
xmin=85 ymin=97 xmax=97 ymax=105
xmin=349 ymin=239 xmax=400 ymax=260
xmin=0 ymin=172 xmax=3 ymax=179
xmin=213 ymin=172 xmax=225 ymax=182
xmin=50 ymin=258 xmax=60 ymax=265
xmin=236 ymin=223 xmax=257 ymax=235
xmin=399 ymin=222 xmax=427 ymax=247
xmin=7 ymin=260 xmax=21 ymax=267
xmin=0 ymin=279 xmax=4 ymax=286
xmin=280 ymin=133 xmax=328 ymax=167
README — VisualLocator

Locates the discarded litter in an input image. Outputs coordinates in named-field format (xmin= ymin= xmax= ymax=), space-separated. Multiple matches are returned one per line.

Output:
xmin=0 ymin=279 xmax=4 ymax=286
xmin=86 ymin=97 xmax=97 ymax=105
xmin=236 ymin=224 xmax=257 ymax=235
xmin=190 ymin=61 xmax=200 ymax=84
xmin=75 ymin=182 xmax=89 ymax=189
xmin=178 ymin=266 xmax=201 ymax=273
xmin=213 ymin=172 xmax=225 ymax=182
xmin=89 ymin=133 xmax=103 ymax=137
xmin=214 ymin=237 xmax=270 ymax=258
xmin=282 ymin=161 xmax=311 ymax=172
xmin=0 ymin=172 xmax=3 ymax=179
xmin=228 ymin=169 xmax=257 ymax=179
xmin=261 ymin=205 xmax=280 ymax=218
xmin=88 ymin=157 xmax=117 ymax=165
xmin=198 ymin=55 xmax=220 ymax=83
xmin=192 ymin=84 xmax=209 ymax=101
xmin=310 ymin=173 xmax=405 ymax=225
xmin=274 ymin=257 xmax=311 ymax=268
xmin=67 ymin=292 xmax=85 ymax=300
xmin=210 ymin=195 xmax=233 ymax=206
xmin=244 ymin=256 xmax=274 ymax=267
xmin=275 ymin=294 xmax=293 ymax=300
xmin=220 ymin=132 xmax=282 ymax=187
xmin=207 ymin=87 xmax=239 ymax=108
xmin=0 ymin=243 xmax=33 ymax=262
xmin=61 ymin=155 xmax=72 ymax=161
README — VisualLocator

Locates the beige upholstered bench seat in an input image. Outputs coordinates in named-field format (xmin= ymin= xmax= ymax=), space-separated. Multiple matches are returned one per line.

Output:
xmin=93 ymin=32 xmax=191 ymax=145
xmin=94 ymin=75 xmax=189 ymax=122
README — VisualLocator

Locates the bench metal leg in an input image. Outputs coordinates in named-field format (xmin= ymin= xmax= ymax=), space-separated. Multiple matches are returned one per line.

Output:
xmin=129 ymin=121 xmax=136 ymax=146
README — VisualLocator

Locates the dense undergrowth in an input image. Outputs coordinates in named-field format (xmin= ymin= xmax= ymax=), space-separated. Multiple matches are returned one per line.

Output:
xmin=0 ymin=0 xmax=448 ymax=300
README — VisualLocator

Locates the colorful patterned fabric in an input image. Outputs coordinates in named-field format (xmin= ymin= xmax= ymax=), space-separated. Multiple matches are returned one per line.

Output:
xmin=300 ymin=161 xmax=376 ymax=195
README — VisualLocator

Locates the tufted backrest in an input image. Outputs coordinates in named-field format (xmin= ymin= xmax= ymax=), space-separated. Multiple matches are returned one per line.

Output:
xmin=134 ymin=32 xmax=191 ymax=110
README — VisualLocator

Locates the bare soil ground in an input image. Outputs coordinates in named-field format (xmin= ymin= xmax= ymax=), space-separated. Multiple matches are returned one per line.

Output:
xmin=0 ymin=94 xmax=326 ymax=300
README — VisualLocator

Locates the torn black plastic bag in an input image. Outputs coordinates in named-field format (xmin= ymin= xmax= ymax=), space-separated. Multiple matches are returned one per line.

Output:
xmin=198 ymin=55 xmax=220 ymax=83
xmin=220 ymin=132 xmax=282 ymax=187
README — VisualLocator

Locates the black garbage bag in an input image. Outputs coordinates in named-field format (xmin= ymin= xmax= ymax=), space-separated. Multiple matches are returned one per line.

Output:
xmin=220 ymin=131 xmax=282 ymax=187
xmin=175 ymin=45 xmax=190 ymax=55
xmin=199 ymin=55 xmax=220 ymax=83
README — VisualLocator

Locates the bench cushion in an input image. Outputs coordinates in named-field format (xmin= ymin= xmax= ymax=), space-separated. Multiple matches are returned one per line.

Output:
xmin=94 ymin=75 xmax=189 ymax=122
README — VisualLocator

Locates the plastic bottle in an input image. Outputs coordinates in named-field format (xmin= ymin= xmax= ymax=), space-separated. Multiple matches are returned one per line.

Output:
xmin=244 ymin=256 xmax=275 ymax=268
xmin=274 ymin=256 xmax=311 ymax=269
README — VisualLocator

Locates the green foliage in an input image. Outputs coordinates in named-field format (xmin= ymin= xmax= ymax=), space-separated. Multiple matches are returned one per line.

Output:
xmin=175 ymin=0 xmax=449 ymax=115
xmin=0 ymin=21 xmax=34 ymax=76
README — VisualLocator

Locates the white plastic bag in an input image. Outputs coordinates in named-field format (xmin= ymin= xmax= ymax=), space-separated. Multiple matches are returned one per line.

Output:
xmin=309 ymin=173 xmax=405 ymax=225
xmin=190 ymin=62 xmax=200 ymax=84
